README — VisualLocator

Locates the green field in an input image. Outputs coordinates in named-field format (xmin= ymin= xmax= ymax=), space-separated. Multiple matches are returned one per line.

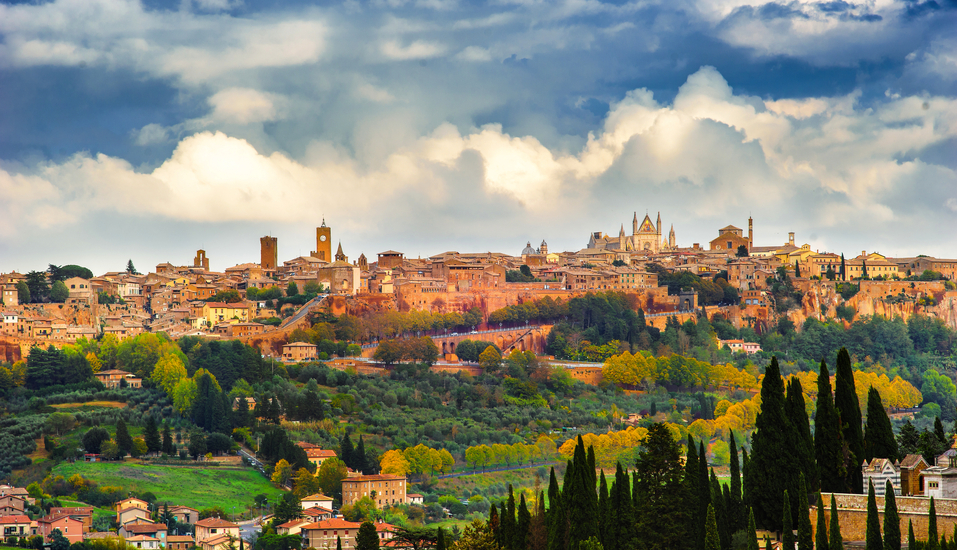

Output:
xmin=53 ymin=462 xmax=282 ymax=513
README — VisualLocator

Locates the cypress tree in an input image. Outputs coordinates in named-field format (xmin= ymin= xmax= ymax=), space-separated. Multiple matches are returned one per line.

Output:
xmin=116 ymin=419 xmax=133 ymax=456
xmin=908 ymin=521 xmax=916 ymax=550
xmin=336 ymin=537 xmax=342 ymax=550
xmin=613 ymin=462 xmax=635 ymax=550
xmin=161 ymin=423 xmax=173 ymax=455
xmin=710 ymin=470 xmax=728 ymax=550
xmin=729 ymin=431 xmax=743 ymax=531
xmin=797 ymin=473 xmax=813 ymax=550
xmin=866 ymin=480 xmax=883 ymax=550
xmin=865 ymin=386 xmax=899 ymax=462
xmin=786 ymin=378 xmax=817 ymax=492
xmin=144 ymin=416 xmax=161 ymax=454
xmin=935 ymin=417 xmax=948 ymax=446
xmin=782 ymin=490 xmax=795 ymax=550
xmin=829 ymin=495 xmax=843 ymax=550
xmin=546 ymin=467 xmax=566 ymax=550
xmin=748 ymin=509 xmax=759 ymax=550
xmin=436 ymin=527 xmax=446 ymax=550
xmin=501 ymin=485 xmax=517 ymax=550
xmin=884 ymin=480 xmax=900 ymax=550
xmin=699 ymin=440 xmax=711 ymax=543
xmin=765 ymin=537 xmax=773 ymax=550
xmin=530 ymin=491 xmax=547 ymax=550
xmin=834 ymin=347 xmax=864 ymax=493
xmin=340 ymin=433 xmax=354 ymax=469
xmin=686 ymin=436 xmax=702 ymax=548
xmin=356 ymin=436 xmax=368 ymax=474
xmin=745 ymin=356 xmax=799 ymax=530
xmin=518 ymin=493 xmax=532 ymax=550
xmin=705 ymin=504 xmax=720 ymax=550
xmin=815 ymin=360 xmax=847 ymax=493
xmin=929 ymin=497 xmax=940 ymax=550
xmin=722 ymin=484 xmax=733 ymax=550
xmin=816 ymin=494 xmax=828 ymax=550
xmin=597 ymin=473 xmax=609 ymax=550
xmin=489 ymin=503 xmax=500 ymax=544
xmin=568 ymin=436 xmax=598 ymax=546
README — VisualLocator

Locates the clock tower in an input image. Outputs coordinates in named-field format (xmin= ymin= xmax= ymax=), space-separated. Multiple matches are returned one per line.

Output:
xmin=312 ymin=219 xmax=332 ymax=261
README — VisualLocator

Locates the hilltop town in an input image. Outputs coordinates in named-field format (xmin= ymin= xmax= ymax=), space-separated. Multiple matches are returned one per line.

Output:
xmin=1 ymin=215 xmax=955 ymax=366
xmin=1 ymin=217 xmax=957 ymax=550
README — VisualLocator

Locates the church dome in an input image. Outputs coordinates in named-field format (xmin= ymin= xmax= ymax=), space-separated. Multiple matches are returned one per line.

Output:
xmin=521 ymin=242 xmax=536 ymax=255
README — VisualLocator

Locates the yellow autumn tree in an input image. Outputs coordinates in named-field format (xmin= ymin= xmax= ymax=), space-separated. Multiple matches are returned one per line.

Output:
xmin=380 ymin=450 xmax=410 ymax=476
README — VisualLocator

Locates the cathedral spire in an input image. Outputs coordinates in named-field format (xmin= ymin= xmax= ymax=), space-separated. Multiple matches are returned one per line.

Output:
xmin=632 ymin=212 xmax=638 ymax=234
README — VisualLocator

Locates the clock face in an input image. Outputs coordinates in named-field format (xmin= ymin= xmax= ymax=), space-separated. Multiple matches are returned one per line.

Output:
xmin=320 ymin=235 xmax=327 ymax=242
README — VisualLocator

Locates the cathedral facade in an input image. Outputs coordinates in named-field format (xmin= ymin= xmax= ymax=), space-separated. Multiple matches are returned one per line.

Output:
xmin=588 ymin=212 xmax=674 ymax=254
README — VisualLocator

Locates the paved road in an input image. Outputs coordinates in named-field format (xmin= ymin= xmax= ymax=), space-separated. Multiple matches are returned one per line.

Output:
xmin=280 ymin=295 xmax=326 ymax=329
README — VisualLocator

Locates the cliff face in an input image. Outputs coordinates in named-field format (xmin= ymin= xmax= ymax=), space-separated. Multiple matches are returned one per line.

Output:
xmin=789 ymin=280 xmax=956 ymax=330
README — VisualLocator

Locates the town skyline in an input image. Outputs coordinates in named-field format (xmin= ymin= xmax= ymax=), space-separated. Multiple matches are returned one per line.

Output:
xmin=0 ymin=211 xmax=951 ymax=276
xmin=1 ymin=0 xmax=955 ymax=275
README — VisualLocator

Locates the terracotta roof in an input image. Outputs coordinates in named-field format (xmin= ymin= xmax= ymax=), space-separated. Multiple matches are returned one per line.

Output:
xmin=202 ymin=534 xmax=232 ymax=546
xmin=901 ymin=454 xmax=928 ymax=469
xmin=302 ymin=507 xmax=332 ymax=517
xmin=125 ymin=524 xmax=167 ymax=534
xmin=49 ymin=507 xmax=93 ymax=515
xmin=302 ymin=518 xmax=361 ymax=530
xmin=0 ymin=514 xmax=31 ymax=523
xmin=168 ymin=536 xmax=196 ymax=542
xmin=168 ymin=506 xmax=198 ymax=512
xmin=195 ymin=518 xmax=238 ymax=528
xmin=277 ymin=519 xmax=311 ymax=529
xmin=342 ymin=474 xmax=405 ymax=483
xmin=302 ymin=494 xmax=333 ymax=501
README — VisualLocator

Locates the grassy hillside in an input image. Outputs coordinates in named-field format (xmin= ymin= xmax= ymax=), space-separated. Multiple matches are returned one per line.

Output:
xmin=53 ymin=462 xmax=282 ymax=513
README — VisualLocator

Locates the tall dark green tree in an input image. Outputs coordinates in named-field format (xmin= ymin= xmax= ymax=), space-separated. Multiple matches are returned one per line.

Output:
xmin=929 ymin=497 xmax=940 ymax=550
xmin=498 ymin=485 xmax=516 ymax=549
xmin=786 ymin=378 xmax=817 ymax=492
xmin=546 ymin=467 xmax=566 ymax=550
xmin=796 ymin=474 xmax=812 ymax=550
xmin=436 ymin=528 xmax=446 ymax=550
xmin=908 ymin=521 xmax=916 ymax=550
xmin=355 ymin=521 xmax=379 ymax=550
xmin=816 ymin=494 xmax=828 ymax=550
xmin=728 ymin=431 xmax=743 ymax=531
xmin=116 ymin=419 xmax=133 ymax=456
xmin=634 ymin=422 xmax=688 ymax=550
xmin=611 ymin=462 xmax=634 ymax=550
xmin=815 ymin=360 xmax=847 ymax=492
xmin=745 ymin=357 xmax=800 ymax=530
xmin=782 ymin=490 xmax=794 ymax=550
xmin=565 ymin=436 xmax=598 ymax=547
xmin=835 ymin=347 xmax=865 ymax=493
xmin=518 ymin=493 xmax=531 ymax=550
xmin=598 ymin=472 xmax=610 ymax=550
xmin=699 ymin=440 xmax=711 ymax=547
xmin=705 ymin=504 xmax=720 ymax=550
xmin=747 ymin=509 xmax=759 ymax=550
xmin=884 ymin=480 xmax=901 ymax=550
xmin=144 ymin=416 xmax=161 ymax=454
xmin=866 ymin=480 xmax=883 ymax=550
xmin=709 ymin=470 xmax=729 ymax=550
xmin=161 ymin=423 xmax=174 ymax=455
xmin=340 ymin=433 xmax=354 ymax=470
xmin=865 ymin=386 xmax=899 ymax=462
xmin=829 ymin=494 xmax=843 ymax=550
xmin=686 ymin=436 xmax=703 ymax=548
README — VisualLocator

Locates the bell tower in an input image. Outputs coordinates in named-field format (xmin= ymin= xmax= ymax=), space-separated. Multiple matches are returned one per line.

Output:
xmin=312 ymin=219 xmax=332 ymax=261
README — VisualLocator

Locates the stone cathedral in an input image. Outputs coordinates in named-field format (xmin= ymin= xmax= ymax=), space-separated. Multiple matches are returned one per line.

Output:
xmin=587 ymin=212 xmax=675 ymax=253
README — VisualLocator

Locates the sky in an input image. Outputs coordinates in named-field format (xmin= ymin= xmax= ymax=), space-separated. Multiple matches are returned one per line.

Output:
xmin=0 ymin=0 xmax=955 ymax=275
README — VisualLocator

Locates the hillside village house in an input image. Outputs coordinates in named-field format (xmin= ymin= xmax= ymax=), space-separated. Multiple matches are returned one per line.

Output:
xmin=282 ymin=342 xmax=318 ymax=363
xmin=49 ymin=507 xmax=93 ymax=532
xmin=300 ymin=492 xmax=335 ymax=512
xmin=0 ymin=514 xmax=33 ymax=538
xmin=297 ymin=443 xmax=338 ymax=469
xmin=341 ymin=475 xmax=407 ymax=508
xmin=194 ymin=517 xmax=239 ymax=547
xmin=95 ymin=369 xmax=142 ymax=389
xmin=202 ymin=302 xmax=251 ymax=327
xmin=166 ymin=535 xmax=196 ymax=550
xmin=299 ymin=519 xmax=396 ymax=548
xmin=167 ymin=506 xmax=199 ymax=524
xmin=38 ymin=514 xmax=84 ymax=544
